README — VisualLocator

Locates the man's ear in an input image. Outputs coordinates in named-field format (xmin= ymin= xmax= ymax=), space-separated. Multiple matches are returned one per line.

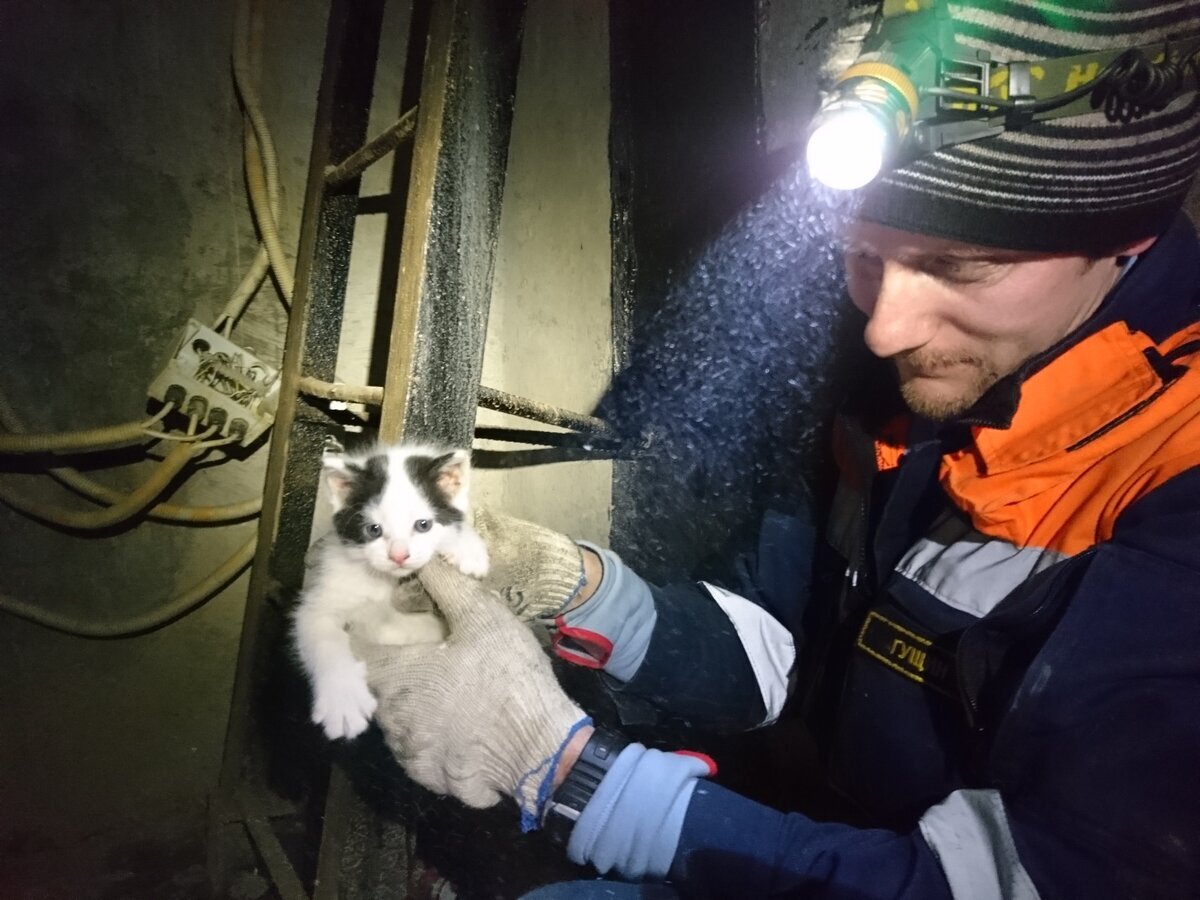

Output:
xmin=322 ymin=448 xmax=355 ymax=512
xmin=1116 ymin=235 xmax=1159 ymax=259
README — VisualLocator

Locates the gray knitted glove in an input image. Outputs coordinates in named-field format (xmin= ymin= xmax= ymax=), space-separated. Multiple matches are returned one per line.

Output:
xmin=472 ymin=507 xmax=587 ymax=621
xmin=357 ymin=557 xmax=591 ymax=828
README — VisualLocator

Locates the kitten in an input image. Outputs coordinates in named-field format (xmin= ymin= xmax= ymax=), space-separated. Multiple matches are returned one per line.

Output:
xmin=293 ymin=441 xmax=490 ymax=740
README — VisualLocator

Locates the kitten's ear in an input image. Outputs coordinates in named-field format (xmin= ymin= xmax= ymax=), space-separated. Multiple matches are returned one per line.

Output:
xmin=322 ymin=448 xmax=355 ymax=511
xmin=432 ymin=449 xmax=471 ymax=502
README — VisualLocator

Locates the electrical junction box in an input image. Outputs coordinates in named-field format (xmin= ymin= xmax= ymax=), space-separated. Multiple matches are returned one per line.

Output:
xmin=147 ymin=319 xmax=280 ymax=445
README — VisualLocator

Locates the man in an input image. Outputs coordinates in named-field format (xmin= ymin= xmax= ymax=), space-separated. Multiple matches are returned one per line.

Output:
xmin=359 ymin=1 xmax=1200 ymax=896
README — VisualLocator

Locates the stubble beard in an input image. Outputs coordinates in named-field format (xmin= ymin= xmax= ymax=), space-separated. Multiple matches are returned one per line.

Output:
xmin=895 ymin=351 xmax=1002 ymax=422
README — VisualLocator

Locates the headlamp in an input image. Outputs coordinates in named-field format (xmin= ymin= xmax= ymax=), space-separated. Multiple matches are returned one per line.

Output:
xmin=806 ymin=63 xmax=917 ymax=190
xmin=807 ymin=0 xmax=1200 ymax=190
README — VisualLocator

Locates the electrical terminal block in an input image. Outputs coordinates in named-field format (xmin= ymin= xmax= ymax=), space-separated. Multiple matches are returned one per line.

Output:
xmin=147 ymin=319 xmax=280 ymax=445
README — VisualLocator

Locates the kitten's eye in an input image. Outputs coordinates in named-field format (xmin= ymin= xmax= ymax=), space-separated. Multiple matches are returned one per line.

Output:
xmin=364 ymin=523 xmax=383 ymax=540
xmin=413 ymin=519 xmax=433 ymax=534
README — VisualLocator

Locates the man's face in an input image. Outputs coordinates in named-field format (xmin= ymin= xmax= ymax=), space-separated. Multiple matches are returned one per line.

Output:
xmin=842 ymin=221 xmax=1130 ymax=421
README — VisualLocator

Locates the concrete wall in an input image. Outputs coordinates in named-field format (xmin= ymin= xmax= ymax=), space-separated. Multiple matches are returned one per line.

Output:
xmin=0 ymin=3 xmax=323 ymax=894
xmin=0 ymin=0 xmax=284 ymax=845
xmin=474 ymin=0 xmax=613 ymax=544
xmin=0 ymin=1 xmax=612 ymax=894
xmin=758 ymin=0 xmax=850 ymax=155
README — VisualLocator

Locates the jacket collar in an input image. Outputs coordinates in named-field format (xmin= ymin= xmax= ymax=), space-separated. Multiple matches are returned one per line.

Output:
xmin=943 ymin=213 xmax=1200 ymax=433
xmin=966 ymin=322 xmax=1162 ymax=475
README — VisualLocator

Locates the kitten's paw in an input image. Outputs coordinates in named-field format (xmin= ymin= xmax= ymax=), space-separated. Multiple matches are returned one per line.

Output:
xmin=311 ymin=661 xmax=377 ymax=740
xmin=443 ymin=527 xmax=490 ymax=578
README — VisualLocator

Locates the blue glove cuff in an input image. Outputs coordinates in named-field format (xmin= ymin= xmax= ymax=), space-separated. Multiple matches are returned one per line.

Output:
xmin=515 ymin=715 xmax=594 ymax=833
xmin=566 ymin=743 xmax=710 ymax=880
xmin=558 ymin=542 xmax=656 ymax=681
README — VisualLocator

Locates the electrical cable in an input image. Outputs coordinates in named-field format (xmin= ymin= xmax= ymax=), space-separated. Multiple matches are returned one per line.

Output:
xmin=231 ymin=0 xmax=293 ymax=303
xmin=0 ymin=440 xmax=199 ymax=530
xmin=218 ymin=0 xmax=278 ymax=338
xmin=141 ymin=426 xmax=220 ymax=441
xmin=240 ymin=0 xmax=279 ymax=216
xmin=215 ymin=134 xmax=280 ymax=333
xmin=0 ymin=388 xmax=261 ymax=523
xmin=217 ymin=247 xmax=270 ymax=336
xmin=0 ymin=405 xmax=173 ymax=455
xmin=0 ymin=0 xmax=278 ymax=638
xmin=0 ymin=537 xmax=257 ymax=638
xmin=1093 ymin=47 xmax=1200 ymax=122
xmin=194 ymin=434 xmax=243 ymax=451
xmin=923 ymin=72 xmax=1113 ymax=111
xmin=47 ymin=466 xmax=261 ymax=524
xmin=923 ymin=45 xmax=1200 ymax=118
xmin=215 ymin=0 xmax=288 ymax=335
xmin=242 ymin=122 xmax=292 ymax=301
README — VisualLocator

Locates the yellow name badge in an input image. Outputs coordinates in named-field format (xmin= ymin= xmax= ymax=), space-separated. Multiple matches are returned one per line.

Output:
xmin=855 ymin=610 xmax=957 ymax=698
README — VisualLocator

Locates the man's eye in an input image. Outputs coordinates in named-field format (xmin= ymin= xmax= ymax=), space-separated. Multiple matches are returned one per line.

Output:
xmin=921 ymin=254 xmax=1013 ymax=284
xmin=845 ymin=250 xmax=882 ymax=271
xmin=364 ymin=523 xmax=383 ymax=540
xmin=414 ymin=519 xmax=433 ymax=534
xmin=924 ymin=261 xmax=983 ymax=284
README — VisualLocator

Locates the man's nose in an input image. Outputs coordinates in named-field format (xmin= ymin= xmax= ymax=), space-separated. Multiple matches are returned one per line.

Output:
xmin=388 ymin=544 xmax=409 ymax=565
xmin=861 ymin=263 xmax=935 ymax=359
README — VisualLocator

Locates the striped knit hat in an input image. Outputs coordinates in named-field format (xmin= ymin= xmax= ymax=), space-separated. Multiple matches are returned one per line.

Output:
xmin=855 ymin=0 xmax=1200 ymax=254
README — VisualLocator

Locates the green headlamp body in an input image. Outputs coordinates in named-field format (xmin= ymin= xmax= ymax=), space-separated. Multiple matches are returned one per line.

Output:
xmin=807 ymin=0 xmax=1200 ymax=189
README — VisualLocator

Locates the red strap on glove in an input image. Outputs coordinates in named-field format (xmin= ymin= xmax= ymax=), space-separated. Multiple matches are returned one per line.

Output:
xmin=552 ymin=617 xmax=614 ymax=669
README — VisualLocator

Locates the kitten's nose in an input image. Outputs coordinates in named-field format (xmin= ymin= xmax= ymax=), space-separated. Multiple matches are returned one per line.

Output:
xmin=388 ymin=546 xmax=410 ymax=565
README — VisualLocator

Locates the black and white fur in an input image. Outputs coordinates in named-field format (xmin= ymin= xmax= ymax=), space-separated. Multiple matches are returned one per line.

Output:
xmin=293 ymin=442 xmax=489 ymax=740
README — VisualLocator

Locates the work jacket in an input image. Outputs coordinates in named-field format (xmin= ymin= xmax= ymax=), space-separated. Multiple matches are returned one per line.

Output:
xmin=612 ymin=214 xmax=1200 ymax=898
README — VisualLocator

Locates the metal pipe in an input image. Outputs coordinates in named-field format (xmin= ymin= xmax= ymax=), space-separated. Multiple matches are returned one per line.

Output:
xmin=474 ymin=426 xmax=617 ymax=448
xmin=472 ymin=446 xmax=624 ymax=468
xmin=478 ymin=384 xmax=614 ymax=435
xmin=297 ymin=375 xmax=615 ymax=437
xmin=296 ymin=375 xmax=383 ymax=405
xmin=324 ymin=106 xmax=418 ymax=186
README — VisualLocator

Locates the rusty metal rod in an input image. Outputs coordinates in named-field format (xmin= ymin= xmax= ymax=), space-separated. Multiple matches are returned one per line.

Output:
xmin=473 ymin=446 xmax=625 ymax=468
xmin=354 ymin=193 xmax=392 ymax=215
xmin=297 ymin=375 xmax=383 ymax=405
xmin=478 ymin=385 xmax=613 ymax=435
xmin=474 ymin=426 xmax=619 ymax=448
xmin=324 ymin=106 xmax=418 ymax=186
xmin=297 ymin=375 xmax=614 ymax=436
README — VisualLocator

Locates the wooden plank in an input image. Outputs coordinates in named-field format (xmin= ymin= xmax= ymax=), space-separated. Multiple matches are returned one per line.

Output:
xmin=379 ymin=0 xmax=528 ymax=447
